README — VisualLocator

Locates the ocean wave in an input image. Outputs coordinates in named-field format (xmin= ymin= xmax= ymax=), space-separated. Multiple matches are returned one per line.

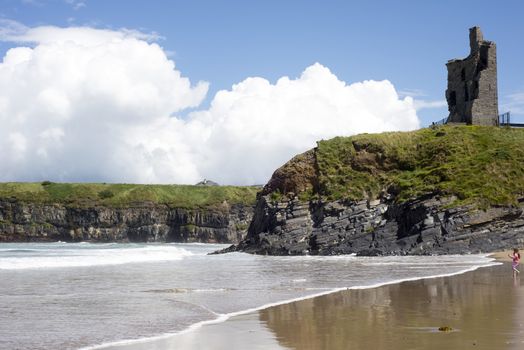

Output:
xmin=0 ymin=245 xmax=193 ymax=270
xmin=0 ymin=249 xmax=39 ymax=253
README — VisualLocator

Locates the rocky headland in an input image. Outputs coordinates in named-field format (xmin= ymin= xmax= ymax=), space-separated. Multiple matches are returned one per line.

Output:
xmin=222 ymin=125 xmax=524 ymax=255
xmin=4 ymin=126 xmax=524 ymax=253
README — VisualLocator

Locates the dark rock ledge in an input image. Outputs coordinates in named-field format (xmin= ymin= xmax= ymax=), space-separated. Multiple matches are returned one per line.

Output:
xmin=216 ymin=194 xmax=524 ymax=256
xmin=0 ymin=200 xmax=253 ymax=244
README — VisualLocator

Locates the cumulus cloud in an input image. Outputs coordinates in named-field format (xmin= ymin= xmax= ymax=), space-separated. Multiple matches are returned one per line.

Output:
xmin=0 ymin=22 xmax=420 ymax=185
xmin=186 ymin=64 xmax=419 ymax=184
xmin=0 ymin=23 xmax=207 ymax=183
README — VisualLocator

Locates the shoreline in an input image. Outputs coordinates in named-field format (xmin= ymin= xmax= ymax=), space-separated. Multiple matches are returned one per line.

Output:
xmin=87 ymin=254 xmax=502 ymax=350
xmin=102 ymin=257 xmax=522 ymax=350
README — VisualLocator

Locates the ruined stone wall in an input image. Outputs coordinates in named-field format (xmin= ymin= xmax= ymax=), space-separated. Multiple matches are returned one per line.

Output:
xmin=446 ymin=27 xmax=498 ymax=126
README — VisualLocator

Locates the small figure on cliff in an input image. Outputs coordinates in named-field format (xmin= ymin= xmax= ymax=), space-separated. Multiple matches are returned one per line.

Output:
xmin=509 ymin=248 xmax=520 ymax=277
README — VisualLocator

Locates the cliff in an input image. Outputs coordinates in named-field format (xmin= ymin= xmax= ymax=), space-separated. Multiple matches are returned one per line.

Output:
xmin=0 ymin=183 xmax=257 ymax=243
xmin=224 ymin=125 xmax=524 ymax=255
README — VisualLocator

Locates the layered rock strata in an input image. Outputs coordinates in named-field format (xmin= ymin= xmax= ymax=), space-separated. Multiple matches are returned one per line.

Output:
xmin=225 ymin=194 xmax=524 ymax=256
xmin=0 ymin=200 xmax=253 ymax=243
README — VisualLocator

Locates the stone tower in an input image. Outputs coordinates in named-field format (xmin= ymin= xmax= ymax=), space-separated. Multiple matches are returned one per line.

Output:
xmin=446 ymin=26 xmax=498 ymax=125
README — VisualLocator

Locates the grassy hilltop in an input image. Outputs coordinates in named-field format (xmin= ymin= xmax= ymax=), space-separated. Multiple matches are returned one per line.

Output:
xmin=271 ymin=125 xmax=524 ymax=207
xmin=3 ymin=125 xmax=524 ymax=210
xmin=0 ymin=182 xmax=259 ymax=209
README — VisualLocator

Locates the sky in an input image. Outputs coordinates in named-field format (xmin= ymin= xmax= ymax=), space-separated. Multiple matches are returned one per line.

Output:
xmin=0 ymin=0 xmax=523 ymax=185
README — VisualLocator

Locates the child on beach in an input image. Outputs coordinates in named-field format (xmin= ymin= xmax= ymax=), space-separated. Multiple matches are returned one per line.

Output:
xmin=509 ymin=248 xmax=520 ymax=276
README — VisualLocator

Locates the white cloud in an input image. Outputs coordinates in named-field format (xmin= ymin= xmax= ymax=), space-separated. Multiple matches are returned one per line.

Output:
xmin=398 ymin=88 xmax=427 ymax=98
xmin=398 ymin=88 xmax=447 ymax=111
xmin=412 ymin=99 xmax=447 ymax=110
xmin=0 ymin=19 xmax=161 ymax=44
xmin=186 ymin=64 xmax=419 ymax=184
xmin=64 ymin=0 xmax=86 ymax=10
xmin=0 ymin=22 xmax=420 ymax=185
xmin=501 ymin=92 xmax=524 ymax=116
xmin=0 ymin=19 xmax=29 ymax=41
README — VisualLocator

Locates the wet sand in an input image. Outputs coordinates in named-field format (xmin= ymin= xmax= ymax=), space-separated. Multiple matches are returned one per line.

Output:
xmin=107 ymin=260 xmax=524 ymax=350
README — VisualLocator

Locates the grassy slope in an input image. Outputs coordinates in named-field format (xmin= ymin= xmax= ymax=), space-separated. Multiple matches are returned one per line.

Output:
xmin=315 ymin=125 xmax=524 ymax=207
xmin=0 ymin=182 xmax=259 ymax=209
xmin=3 ymin=125 xmax=522 ymax=209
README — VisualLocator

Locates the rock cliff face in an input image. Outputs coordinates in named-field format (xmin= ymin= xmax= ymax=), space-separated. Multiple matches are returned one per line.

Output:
xmin=227 ymin=194 xmax=524 ymax=255
xmin=221 ymin=125 xmax=524 ymax=255
xmin=0 ymin=200 xmax=253 ymax=243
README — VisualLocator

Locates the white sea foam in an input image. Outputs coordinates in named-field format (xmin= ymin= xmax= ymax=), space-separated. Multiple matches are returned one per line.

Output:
xmin=194 ymin=288 xmax=229 ymax=293
xmin=0 ymin=245 xmax=193 ymax=270
xmin=292 ymin=278 xmax=307 ymax=283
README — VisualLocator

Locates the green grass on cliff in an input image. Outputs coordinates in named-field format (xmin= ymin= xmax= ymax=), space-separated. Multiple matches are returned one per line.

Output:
xmin=315 ymin=125 xmax=524 ymax=206
xmin=0 ymin=182 xmax=259 ymax=209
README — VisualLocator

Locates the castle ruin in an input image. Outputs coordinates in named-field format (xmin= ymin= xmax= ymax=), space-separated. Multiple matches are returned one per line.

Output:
xmin=446 ymin=26 xmax=498 ymax=126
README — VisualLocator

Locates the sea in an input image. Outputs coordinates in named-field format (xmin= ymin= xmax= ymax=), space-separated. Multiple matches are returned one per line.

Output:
xmin=0 ymin=242 xmax=498 ymax=350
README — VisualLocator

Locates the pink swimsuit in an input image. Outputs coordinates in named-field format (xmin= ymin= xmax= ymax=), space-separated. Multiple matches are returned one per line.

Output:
xmin=512 ymin=253 xmax=520 ymax=269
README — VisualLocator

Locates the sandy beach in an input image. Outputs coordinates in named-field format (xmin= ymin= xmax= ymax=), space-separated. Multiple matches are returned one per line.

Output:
xmin=104 ymin=253 xmax=523 ymax=350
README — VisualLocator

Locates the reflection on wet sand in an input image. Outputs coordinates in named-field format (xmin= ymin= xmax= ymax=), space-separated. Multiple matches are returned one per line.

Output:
xmin=260 ymin=263 xmax=523 ymax=350
xmin=108 ymin=263 xmax=523 ymax=350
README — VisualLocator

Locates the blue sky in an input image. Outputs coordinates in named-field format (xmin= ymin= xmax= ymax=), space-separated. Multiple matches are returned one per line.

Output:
xmin=0 ymin=0 xmax=523 ymax=185
xmin=2 ymin=0 xmax=523 ymax=125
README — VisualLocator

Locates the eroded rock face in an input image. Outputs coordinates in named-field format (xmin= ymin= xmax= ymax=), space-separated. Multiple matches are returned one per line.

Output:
xmin=258 ymin=149 xmax=318 ymax=197
xmin=0 ymin=200 xmax=253 ymax=243
xmin=226 ymin=194 xmax=524 ymax=256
